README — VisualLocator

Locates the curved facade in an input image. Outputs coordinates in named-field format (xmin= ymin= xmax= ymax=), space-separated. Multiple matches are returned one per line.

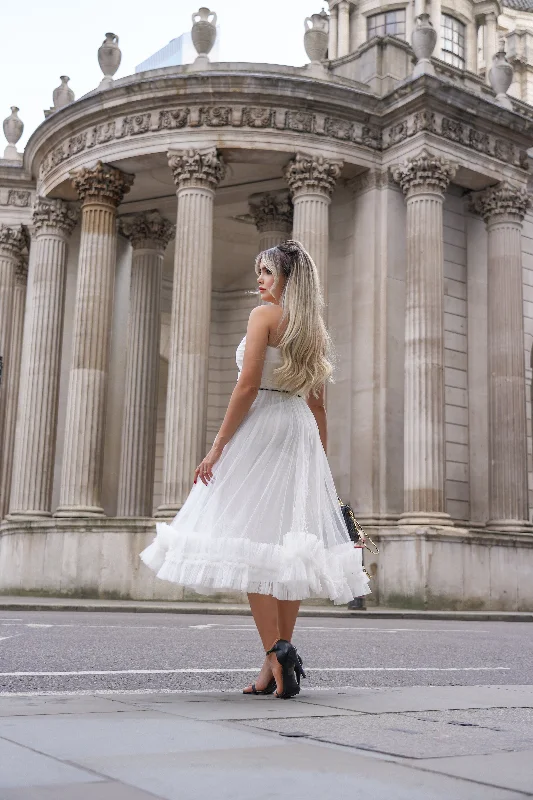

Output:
xmin=1 ymin=1 xmax=533 ymax=608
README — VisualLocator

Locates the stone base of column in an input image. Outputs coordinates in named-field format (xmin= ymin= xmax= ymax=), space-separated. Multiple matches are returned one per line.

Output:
xmin=485 ymin=519 xmax=533 ymax=533
xmin=399 ymin=511 xmax=454 ymax=527
xmin=153 ymin=504 xmax=181 ymax=519
xmin=54 ymin=506 xmax=106 ymax=518
xmin=7 ymin=510 xmax=52 ymax=520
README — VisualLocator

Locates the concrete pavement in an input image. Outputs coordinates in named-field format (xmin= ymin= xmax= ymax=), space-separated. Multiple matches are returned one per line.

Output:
xmin=0 ymin=595 xmax=532 ymax=621
xmin=1 ymin=685 xmax=533 ymax=799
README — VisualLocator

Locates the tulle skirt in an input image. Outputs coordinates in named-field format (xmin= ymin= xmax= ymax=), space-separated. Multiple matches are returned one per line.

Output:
xmin=140 ymin=389 xmax=371 ymax=604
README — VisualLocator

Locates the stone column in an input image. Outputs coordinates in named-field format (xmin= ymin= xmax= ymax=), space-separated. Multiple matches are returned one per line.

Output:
xmin=0 ymin=224 xmax=26 ymax=496
xmin=393 ymin=150 xmax=457 ymax=526
xmin=337 ymin=1 xmax=351 ymax=57
xmin=472 ymin=183 xmax=532 ymax=531
xmin=285 ymin=152 xmax=342 ymax=312
xmin=467 ymin=21 xmax=478 ymax=73
xmin=249 ymin=190 xmax=293 ymax=251
xmin=8 ymin=199 xmax=78 ymax=518
xmin=117 ymin=212 xmax=175 ymax=518
xmin=328 ymin=3 xmax=338 ymax=59
xmin=430 ymin=0 xmax=442 ymax=58
xmin=485 ymin=12 xmax=498 ymax=82
xmin=156 ymin=147 xmax=225 ymax=517
xmin=55 ymin=162 xmax=133 ymax=517
xmin=0 ymin=251 xmax=28 ymax=519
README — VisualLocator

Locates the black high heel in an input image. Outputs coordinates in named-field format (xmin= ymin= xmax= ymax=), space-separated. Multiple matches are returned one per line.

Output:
xmin=242 ymin=677 xmax=277 ymax=696
xmin=266 ymin=639 xmax=306 ymax=699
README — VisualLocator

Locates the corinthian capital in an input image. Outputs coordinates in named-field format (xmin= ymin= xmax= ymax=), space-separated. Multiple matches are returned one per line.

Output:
xmin=248 ymin=190 xmax=293 ymax=234
xmin=392 ymin=150 xmax=457 ymax=197
xmin=470 ymin=181 xmax=531 ymax=223
xmin=119 ymin=211 xmax=175 ymax=250
xmin=70 ymin=161 xmax=134 ymax=207
xmin=167 ymin=148 xmax=226 ymax=191
xmin=32 ymin=197 xmax=79 ymax=237
xmin=285 ymin=153 xmax=343 ymax=199
xmin=0 ymin=224 xmax=27 ymax=257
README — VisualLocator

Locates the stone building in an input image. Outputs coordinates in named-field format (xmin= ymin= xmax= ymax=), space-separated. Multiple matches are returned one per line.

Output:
xmin=1 ymin=1 xmax=533 ymax=609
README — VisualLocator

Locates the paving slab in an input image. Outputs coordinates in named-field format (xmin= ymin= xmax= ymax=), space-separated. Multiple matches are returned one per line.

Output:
xmin=0 ymin=781 xmax=161 ymax=800
xmin=0 ymin=694 xmax=129 ymax=717
xmin=0 ymin=737 xmax=103 ymax=790
xmin=75 ymin=740 xmax=529 ymax=800
xmin=121 ymin=691 xmax=362 ymax=721
xmin=415 ymin=749 xmax=533 ymax=795
xmin=240 ymin=706 xmax=533 ymax=759
xmin=294 ymin=684 xmax=533 ymax=714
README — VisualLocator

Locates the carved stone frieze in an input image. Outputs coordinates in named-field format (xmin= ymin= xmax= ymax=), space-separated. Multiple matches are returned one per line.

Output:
xmin=470 ymin=181 xmax=531 ymax=222
xmin=119 ymin=211 xmax=175 ymax=249
xmin=392 ymin=149 xmax=458 ymax=196
xmin=248 ymin=190 xmax=293 ymax=233
xmin=167 ymin=147 xmax=226 ymax=190
xmin=32 ymin=197 xmax=79 ymax=236
xmin=285 ymin=152 xmax=343 ymax=199
xmin=6 ymin=190 xmax=31 ymax=207
xmin=70 ymin=160 xmax=134 ymax=207
xmin=0 ymin=223 xmax=28 ymax=257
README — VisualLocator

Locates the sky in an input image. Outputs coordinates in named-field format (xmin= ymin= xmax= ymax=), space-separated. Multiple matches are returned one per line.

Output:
xmin=1 ymin=0 xmax=323 ymax=150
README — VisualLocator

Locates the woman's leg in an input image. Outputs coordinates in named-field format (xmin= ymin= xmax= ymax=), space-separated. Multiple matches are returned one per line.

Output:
xmin=243 ymin=593 xmax=279 ymax=693
xmin=276 ymin=599 xmax=300 ymax=641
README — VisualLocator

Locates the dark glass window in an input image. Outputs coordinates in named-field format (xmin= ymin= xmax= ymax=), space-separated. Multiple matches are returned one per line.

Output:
xmin=441 ymin=14 xmax=466 ymax=69
xmin=367 ymin=9 xmax=406 ymax=39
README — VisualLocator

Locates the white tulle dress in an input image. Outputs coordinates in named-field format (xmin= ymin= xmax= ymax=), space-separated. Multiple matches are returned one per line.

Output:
xmin=140 ymin=335 xmax=371 ymax=604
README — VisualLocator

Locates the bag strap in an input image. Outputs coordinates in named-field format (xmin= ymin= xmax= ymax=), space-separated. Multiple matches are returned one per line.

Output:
xmin=338 ymin=497 xmax=380 ymax=554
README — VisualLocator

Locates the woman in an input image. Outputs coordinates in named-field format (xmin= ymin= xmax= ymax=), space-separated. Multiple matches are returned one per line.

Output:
xmin=140 ymin=240 xmax=371 ymax=699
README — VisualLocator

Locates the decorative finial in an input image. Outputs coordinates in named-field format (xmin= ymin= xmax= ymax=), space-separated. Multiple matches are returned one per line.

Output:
xmin=2 ymin=106 xmax=23 ymax=161
xmin=304 ymin=11 xmax=329 ymax=65
xmin=98 ymin=32 xmax=121 ymax=89
xmin=190 ymin=8 xmax=217 ymax=69
xmin=411 ymin=13 xmax=437 ymax=78
xmin=44 ymin=76 xmax=75 ymax=118
xmin=489 ymin=50 xmax=514 ymax=110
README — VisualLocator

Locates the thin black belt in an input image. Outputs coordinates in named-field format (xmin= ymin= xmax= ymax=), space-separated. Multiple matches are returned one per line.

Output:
xmin=258 ymin=387 xmax=290 ymax=393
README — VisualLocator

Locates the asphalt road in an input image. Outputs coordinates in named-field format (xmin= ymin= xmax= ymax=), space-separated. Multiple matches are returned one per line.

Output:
xmin=1 ymin=611 xmax=531 ymax=696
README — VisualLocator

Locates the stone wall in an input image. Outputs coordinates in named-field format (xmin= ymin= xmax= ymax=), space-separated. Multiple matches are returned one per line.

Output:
xmin=522 ymin=211 xmax=533 ymax=521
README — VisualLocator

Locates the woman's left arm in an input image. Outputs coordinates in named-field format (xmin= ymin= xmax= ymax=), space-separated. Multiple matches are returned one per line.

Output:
xmin=194 ymin=305 xmax=271 ymax=485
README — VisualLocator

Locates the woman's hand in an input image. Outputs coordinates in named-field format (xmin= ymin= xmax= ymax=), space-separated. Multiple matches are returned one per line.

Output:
xmin=194 ymin=444 xmax=223 ymax=486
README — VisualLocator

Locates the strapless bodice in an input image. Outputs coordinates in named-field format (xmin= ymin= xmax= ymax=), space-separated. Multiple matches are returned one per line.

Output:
xmin=236 ymin=335 xmax=284 ymax=391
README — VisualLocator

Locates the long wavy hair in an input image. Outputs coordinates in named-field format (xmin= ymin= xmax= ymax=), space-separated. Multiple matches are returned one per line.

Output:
xmin=254 ymin=240 xmax=336 ymax=399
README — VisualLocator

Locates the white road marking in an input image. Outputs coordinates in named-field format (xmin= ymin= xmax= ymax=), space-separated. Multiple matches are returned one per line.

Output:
xmin=0 ymin=666 xmax=510 ymax=677
xmin=0 ymin=622 xmax=489 ymax=633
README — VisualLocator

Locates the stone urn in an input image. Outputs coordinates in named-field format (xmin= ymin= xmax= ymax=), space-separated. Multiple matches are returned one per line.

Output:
xmin=489 ymin=50 xmax=514 ymax=108
xmin=3 ymin=106 xmax=23 ymax=160
xmin=53 ymin=76 xmax=75 ymax=110
xmin=191 ymin=8 xmax=217 ymax=57
xmin=304 ymin=11 xmax=329 ymax=63
xmin=98 ymin=33 xmax=121 ymax=87
xmin=411 ymin=14 xmax=437 ymax=77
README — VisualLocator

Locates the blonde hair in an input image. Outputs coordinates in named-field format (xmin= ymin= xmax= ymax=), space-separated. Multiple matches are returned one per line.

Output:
xmin=254 ymin=240 xmax=336 ymax=399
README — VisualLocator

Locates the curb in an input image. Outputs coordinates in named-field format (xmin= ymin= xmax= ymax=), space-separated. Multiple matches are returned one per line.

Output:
xmin=0 ymin=598 xmax=532 ymax=621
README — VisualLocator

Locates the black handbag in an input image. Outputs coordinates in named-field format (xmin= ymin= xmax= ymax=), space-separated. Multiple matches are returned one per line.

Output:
xmin=338 ymin=497 xmax=379 ymax=554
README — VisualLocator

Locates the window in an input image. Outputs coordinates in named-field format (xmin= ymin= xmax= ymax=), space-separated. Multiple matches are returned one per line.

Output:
xmin=367 ymin=9 xmax=406 ymax=40
xmin=441 ymin=14 xmax=466 ymax=69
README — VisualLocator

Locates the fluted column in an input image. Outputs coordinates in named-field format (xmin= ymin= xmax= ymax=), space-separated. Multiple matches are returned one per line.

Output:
xmin=337 ymin=0 xmax=350 ymax=57
xmin=55 ymin=162 xmax=133 ymax=517
xmin=472 ymin=184 xmax=532 ymax=531
xmin=117 ymin=212 xmax=175 ymax=517
xmin=8 ymin=199 xmax=78 ymax=518
xmin=328 ymin=3 xmax=338 ymax=59
xmin=393 ymin=150 xmax=457 ymax=526
xmin=285 ymin=152 xmax=342 ymax=313
xmin=0 ymin=224 xmax=26 ymax=497
xmin=0 ymin=251 xmax=28 ymax=519
xmin=156 ymin=147 xmax=226 ymax=517
xmin=249 ymin=190 xmax=293 ymax=251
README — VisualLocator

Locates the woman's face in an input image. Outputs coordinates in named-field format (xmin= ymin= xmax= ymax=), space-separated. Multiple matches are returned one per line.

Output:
xmin=257 ymin=259 xmax=284 ymax=304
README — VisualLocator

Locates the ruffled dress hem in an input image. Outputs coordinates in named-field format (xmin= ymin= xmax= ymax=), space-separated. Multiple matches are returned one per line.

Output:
xmin=140 ymin=523 xmax=372 ymax=605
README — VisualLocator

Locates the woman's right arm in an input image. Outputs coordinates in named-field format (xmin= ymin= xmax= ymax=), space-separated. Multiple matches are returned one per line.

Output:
xmin=307 ymin=384 xmax=327 ymax=453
